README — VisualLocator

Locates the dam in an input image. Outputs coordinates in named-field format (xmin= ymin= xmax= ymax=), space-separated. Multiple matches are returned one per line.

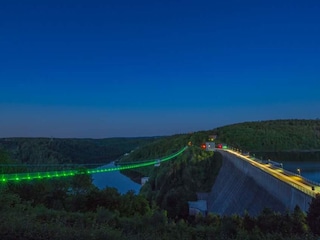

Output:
xmin=206 ymin=150 xmax=314 ymax=216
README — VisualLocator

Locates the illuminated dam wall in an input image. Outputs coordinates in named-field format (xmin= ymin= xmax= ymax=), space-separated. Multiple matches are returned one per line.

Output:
xmin=207 ymin=151 xmax=313 ymax=216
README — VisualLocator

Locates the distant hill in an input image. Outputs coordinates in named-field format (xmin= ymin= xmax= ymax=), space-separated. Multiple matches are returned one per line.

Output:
xmin=1 ymin=119 xmax=318 ymax=166
xmin=0 ymin=137 xmax=158 ymax=165
xmin=215 ymin=119 xmax=320 ymax=152
xmin=119 ymin=119 xmax=320 ymax=168
xmin=120 ymin=119 xmax=320 ymax=160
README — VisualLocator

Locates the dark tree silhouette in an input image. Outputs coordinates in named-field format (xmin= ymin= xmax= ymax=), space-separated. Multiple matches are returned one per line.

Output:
xmin=307 ymin=194 xmax=320 ymax=235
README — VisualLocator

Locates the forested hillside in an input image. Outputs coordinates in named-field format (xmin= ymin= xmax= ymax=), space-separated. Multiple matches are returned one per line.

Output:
xmin=2 ymin=119 xmax=317 ymax=166
xmin=1 ymin=120 xmax=320 ymax=239
xmin=0 ymin=137 xmax=157 ymax=165
xmin=119 ymin=132 xmax=222 ymax=218
xmin=215 ymin=119 xmax=320 ymax=152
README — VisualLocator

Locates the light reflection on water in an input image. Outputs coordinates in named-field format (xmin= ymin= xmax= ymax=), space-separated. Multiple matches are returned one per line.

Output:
xmin=92 ymin=162 xmax=141 ymax=194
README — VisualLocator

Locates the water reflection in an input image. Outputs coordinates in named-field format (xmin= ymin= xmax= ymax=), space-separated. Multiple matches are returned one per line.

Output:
xmin=92 ymin=162 xmax=141 ymax=194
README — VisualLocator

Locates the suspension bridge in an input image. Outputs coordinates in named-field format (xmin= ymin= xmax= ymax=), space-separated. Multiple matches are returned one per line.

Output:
xmin=0 ymin=146 xmax=188 ymax=183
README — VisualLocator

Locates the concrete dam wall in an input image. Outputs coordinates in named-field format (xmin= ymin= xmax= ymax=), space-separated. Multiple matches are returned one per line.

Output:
xmin=207 ymin=151 xmax=313 ymax=216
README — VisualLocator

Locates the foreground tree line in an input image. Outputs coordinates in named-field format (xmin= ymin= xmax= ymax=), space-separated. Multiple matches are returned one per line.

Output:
xmin=1 ymin=173 xmax=320 ymax=240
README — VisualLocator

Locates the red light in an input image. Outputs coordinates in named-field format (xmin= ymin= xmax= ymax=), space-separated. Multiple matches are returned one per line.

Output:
xmin=217 ymin=144 xmax=222 ymax=149
xmin=201 ymin=144 xmax=206 ymax=149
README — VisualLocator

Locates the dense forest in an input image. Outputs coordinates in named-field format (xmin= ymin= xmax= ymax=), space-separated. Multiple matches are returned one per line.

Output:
xmin=0 ymin=137 xmax=158 ymax=165
xmin=1 ymin=119 xmax=320 ymax=239
xmin=119 ymin=132 xmax=221 ymax=218
xmin=2 ymin=119 xmax=319 ymax=165
xmin=1 ymin=172 xmax=320 ymax=239
xmin=215 ymin=119 xmax=320 ymax=161
xmin=215 ymin=119 xmax=320 ymax=152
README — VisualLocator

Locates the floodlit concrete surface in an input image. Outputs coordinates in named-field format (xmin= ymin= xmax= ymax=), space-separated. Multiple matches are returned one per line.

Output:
xmin=207 ymin=150 xmax=313 ymax=216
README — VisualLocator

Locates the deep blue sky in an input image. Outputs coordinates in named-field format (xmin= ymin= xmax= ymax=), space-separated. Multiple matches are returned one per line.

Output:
xmin=1 ymin=0 xmax=319 ymax=138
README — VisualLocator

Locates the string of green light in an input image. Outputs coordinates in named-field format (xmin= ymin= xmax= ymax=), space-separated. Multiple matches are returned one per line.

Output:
xmin=1 ymin=146 xmax=188 ymax=183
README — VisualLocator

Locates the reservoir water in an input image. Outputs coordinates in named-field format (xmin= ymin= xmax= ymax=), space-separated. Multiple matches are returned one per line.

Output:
xmin=92 ymin=162 xmax=141 ymax=194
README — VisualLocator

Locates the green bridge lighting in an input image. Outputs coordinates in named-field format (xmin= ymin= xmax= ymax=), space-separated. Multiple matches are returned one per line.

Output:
xmin=1 ymin=146 xmax=188 ymax=183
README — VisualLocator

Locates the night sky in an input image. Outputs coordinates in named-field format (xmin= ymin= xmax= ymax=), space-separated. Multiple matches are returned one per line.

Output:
xmin=1 ymin=0 xmax=320 ymax=138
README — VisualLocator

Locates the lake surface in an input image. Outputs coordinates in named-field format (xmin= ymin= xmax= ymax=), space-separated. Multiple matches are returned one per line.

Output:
xmin=92 ymin=162 xmax=141 ymax=194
